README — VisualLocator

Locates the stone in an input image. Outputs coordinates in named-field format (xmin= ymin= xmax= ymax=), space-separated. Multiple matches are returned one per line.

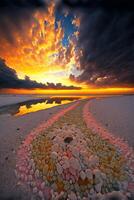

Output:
xmin=64 ymin=137 xmax=73 ymax=144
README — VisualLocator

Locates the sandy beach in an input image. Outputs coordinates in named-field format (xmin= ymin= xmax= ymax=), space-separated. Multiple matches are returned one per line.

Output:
xmin=0 ymin=98 xmax=77 ymax=200
xmin=89 ymin=95 xmax=134 ymax=147
xmin=0 ymin=95 xmax=134 ymax=200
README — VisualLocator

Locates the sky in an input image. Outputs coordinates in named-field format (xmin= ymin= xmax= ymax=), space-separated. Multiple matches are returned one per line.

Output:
xmin=0 ymin=0 xmax=134 ymax=94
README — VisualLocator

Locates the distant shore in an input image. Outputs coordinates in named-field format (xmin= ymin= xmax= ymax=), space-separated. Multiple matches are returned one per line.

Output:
xmin=0 ymin=94 xmax=49 ymax=107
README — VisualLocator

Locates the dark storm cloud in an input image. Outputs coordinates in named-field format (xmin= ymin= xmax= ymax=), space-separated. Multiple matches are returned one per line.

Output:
xmin=0 ymin=58 xmax=81 ymax=90
xmin=61 ymin=0 xmax=134 ymax=87
xmin=0 ymin=0 xmax=47 ymax=44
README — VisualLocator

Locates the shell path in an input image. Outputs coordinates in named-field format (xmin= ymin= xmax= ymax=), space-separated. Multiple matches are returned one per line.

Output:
xmin=16 ymin=99 xmax=134 ymax=200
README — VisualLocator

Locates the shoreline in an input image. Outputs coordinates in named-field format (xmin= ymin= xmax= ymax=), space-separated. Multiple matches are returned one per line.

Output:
xmin=0 ymin=94 xmax=49 ymax=107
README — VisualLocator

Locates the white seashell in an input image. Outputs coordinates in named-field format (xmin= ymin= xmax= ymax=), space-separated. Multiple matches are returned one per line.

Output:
xmin=80 ymin=171 xmax=86 ymax=180
xmin=72 ymin=147 xmax=79 ymax=158
xmin=95 ymin=183 xmax=102 ymax=193
xmin=122 ymin=181 xmax=128 ymax=190
xmin=70 ymin=157 xmax=80 ymax=170
xmin=93 ymin=169 xmax=101 ymax=179
xmin=85 ymin=169 xmax=92 ymax=180
xmin=33 ymin=187 xmax=38 ymax=193
xmin=56 ymin=163 xmax=63 ymax=174
xmin=39 ymin=190 xmax=44 ymax=198
xmin=51 ymin=152 xmax=58 ymax=160
xmin=101 ymin=172 xmax=107 ymax=180
xmin=62 ymin=158 xmax=70 ymax=169
xmin=35 ymin=169 xmax=40 ymax=178
xmin=68 ymin=191 xmax=77 ymax=200
xmin=41 ymin=182 xmax=45 ymax=189
xmin=28 ymin=175 xmax=33 ymax=181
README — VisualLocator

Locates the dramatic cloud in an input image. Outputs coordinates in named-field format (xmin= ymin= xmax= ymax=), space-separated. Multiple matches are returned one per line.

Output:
xmin=61 ymin=0 xmax=134 ymax=87
xmin=0 ymin=1 xmax=80 ymax=85
xmin=1 ymin=0 xmax=134 ymax=88
xmin=0 ymin=58 xmax=81 ymax=90
xmin=0 ymin=0 xmax=47 ymax=43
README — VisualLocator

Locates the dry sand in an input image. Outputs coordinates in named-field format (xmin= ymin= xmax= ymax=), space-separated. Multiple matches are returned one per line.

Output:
xmin=90 ymin=95 xmax=134 ymax=147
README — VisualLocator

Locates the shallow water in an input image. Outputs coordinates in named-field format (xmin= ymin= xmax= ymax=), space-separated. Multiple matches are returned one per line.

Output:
xmin=0 ymin=96 xmax=86 ymax=116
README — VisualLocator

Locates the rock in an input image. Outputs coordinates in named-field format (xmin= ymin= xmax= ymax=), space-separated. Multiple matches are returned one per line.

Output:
xmin=5 ymin=156 xmax=8 ymax=160
xmin=64 ymin=137 xmax=73 ymax=144
xmin=106 ymin=191 xmax=127 ymax=200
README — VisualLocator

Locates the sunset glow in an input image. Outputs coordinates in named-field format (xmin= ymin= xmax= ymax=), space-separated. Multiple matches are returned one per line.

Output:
xmin=0 ymin=2 xmax=81 ymax=86
xmin=0 ymin=1 xmax=134 ymax=94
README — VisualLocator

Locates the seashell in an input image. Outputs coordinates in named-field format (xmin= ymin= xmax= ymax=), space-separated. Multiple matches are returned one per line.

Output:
xmin=28 ymin=175 xmax=33 ymax=181
xmin=122 ymin=181 xmax=128 ymax=190
xmin=41 ymin=182 xmax=45 ymax=190
xmin=35 ymin=169 xmax=40 ymax=178
xmin=56 ymin=163 xmax=63 ymax=174
xmin=68 ymin=191 xmax=77 ymax=200
xmin=72 ymin=147 xmax=79 ymax=158
xmin=62 ymin=159 xmax=70 ymax=169
xmin=39 ymin=190 xmax=44 ymax=198
xmin=85 ymin=169 xmax=92 ymax=180
xmin=51 ymin=152 xmax=58 ymax=160
xmin=80 ymin=171 xmax=86 ymax=180
xmin=33 ymin=187 xmax=38 ymax=193
xmin=95 ymin=183 xmax=102 ymax=193
xmin=93 ymin=169 xmax=101 ymax=179
xmin=70 ymin=157 xmax=80 ymax=170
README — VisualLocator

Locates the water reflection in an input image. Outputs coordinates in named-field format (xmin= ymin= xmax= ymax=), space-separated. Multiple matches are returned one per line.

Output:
xmin=0 ymin=96 xmax=83 ymax=116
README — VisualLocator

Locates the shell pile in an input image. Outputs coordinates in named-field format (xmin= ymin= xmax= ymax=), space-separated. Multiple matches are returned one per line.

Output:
xmin=16 ymin=100 xmax=134 ymax=200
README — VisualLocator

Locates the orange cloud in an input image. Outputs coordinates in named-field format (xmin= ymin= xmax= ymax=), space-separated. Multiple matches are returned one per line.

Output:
xmin=0 ymin=2 xmax=81 ymax=86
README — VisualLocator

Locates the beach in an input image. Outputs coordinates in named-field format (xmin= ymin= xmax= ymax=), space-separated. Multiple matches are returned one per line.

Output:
xmin=0 ymin=95 xmax=134 ymax=199
xmin=0 ymin=97 xmax=77 ymax=200
xmin=90 ymin=95 xmax=134 ymax=147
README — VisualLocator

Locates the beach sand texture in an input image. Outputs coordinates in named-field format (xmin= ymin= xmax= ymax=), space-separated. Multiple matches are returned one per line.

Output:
xmin=0 ymin=95 xmax=134 ymax=199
